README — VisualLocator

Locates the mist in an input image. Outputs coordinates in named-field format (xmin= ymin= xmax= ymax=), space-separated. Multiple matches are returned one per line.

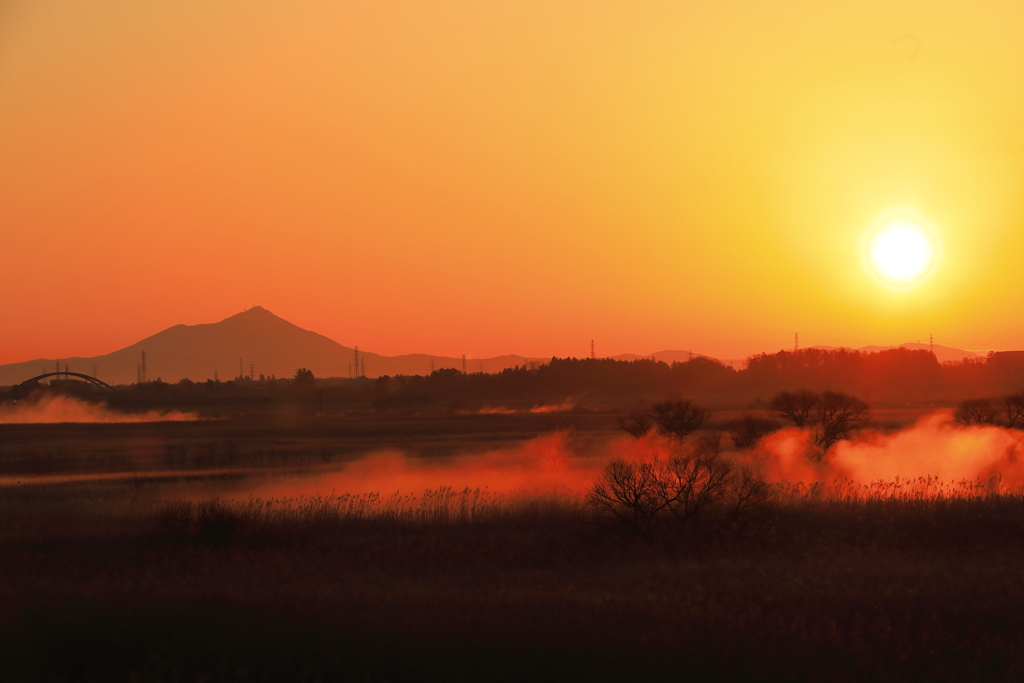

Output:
xmin=220 ymin=432 xmax=606 ymax=500
xmin=757 ymin=410 xmax=1024 ymax=489
xmin=0 ymin=395 xmax=200 ymax=423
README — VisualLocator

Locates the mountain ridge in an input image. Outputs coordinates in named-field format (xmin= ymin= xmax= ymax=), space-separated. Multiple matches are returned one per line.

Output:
xmin=0 ymin=307 xmax=544 ymax=385
xmin=0 ymin=307 xmax=991 ymax=385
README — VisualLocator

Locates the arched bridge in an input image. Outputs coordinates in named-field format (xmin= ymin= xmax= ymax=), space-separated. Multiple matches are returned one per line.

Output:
xmin=13 ymin=372 xmax=116 ymax=393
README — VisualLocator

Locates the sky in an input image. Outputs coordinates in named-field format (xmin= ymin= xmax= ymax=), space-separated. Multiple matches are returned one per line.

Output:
xmin=3 ymin=1 xmax=1024 ymax=363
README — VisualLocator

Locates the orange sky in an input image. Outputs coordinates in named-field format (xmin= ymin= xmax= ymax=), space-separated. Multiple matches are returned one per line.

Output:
xmin=3 ymin=1 xmax=1024 ymax=363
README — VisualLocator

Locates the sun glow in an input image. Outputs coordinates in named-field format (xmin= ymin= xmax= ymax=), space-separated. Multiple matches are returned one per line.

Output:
xmin=868 ymin=217 xmax=935 ymax=287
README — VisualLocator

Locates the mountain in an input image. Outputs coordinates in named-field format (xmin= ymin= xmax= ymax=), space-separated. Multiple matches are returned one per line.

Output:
xmin=0 ymin=307 xmax=990 ymax=386
xmin=810 ymin=343 xmax=982 ymax=365
xmin=0 ymin=307 xmax=540 ymax=386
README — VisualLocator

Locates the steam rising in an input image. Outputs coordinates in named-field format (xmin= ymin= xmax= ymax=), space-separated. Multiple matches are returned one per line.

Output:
xmin=212 ymin=412 xmax=1024 ymax=501
xmin=757 ymin=410 xmax=1024 ymax=488
xmin=0 ymin=395 xmax=199 ymax=423
xmin=233 ymin=432 xmax=606 ymax=499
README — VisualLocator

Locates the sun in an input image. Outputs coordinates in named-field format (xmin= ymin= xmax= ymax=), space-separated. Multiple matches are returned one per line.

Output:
xmin=868 ymin=216 xmax=935 ymax=286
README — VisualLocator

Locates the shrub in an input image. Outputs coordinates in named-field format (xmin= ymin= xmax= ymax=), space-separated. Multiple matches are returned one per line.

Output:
xmin=814 ymin=391 xmax=870 ymax=451
xmin=650 ymin=400 xmax=710 ymax=440
xmin=954 ymin=398 xmax=1001 ymax=426
xmin=769 ymin=389 xmax=870 ymax=453
xmin=1003 ymin=392 xmax=1024 ymax=428
xmin=726 ymin=414 xmax=783 ymax=449
xmin=588 ymin=432 xmax=768 ymax=533
xmin=769 ymin=390 xmax=820 ymax=427
xmin=618 ymin=409 xmax=654 ymax=439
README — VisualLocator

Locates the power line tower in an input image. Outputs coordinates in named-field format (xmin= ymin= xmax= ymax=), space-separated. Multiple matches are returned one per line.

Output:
xmin=590 ymin=339 xmax=595 ymax=359
xmin=462 ymin=354 xmax=467 ymax=374
xmin=795 ymin=333 xmax=799 ymax=352
xmin=140 ymin=351 xmax=147 ymax=383
xmin=354 ymin=346 xmax=359 ymax=378
xmin=214 ymin=369 xmax=218 ymax=382
xmin=250 ymin=363 xmax=254 ymax=380
xmin=929 ymin=334 xmax=934 ymax=357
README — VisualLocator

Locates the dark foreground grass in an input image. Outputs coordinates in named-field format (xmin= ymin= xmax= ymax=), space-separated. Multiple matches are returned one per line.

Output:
xmin=4 ymin=479 xmax=1024 ymax=682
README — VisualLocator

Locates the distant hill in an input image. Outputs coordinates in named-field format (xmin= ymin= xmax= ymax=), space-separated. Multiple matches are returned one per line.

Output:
xmin=0 ymin=307 xmax=993 ymax=386
xmin=0 ymin=307 xmax=540 ymax=385
xmin=810 ymin=343 xmax=982 ymax=365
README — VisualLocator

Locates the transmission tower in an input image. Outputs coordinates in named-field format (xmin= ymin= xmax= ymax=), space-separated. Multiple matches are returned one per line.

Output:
xmin=930 ymin=334 xmax=934 ymax=356
xmin=590 ymin=339 xmax=595 ymax=359
xmin=462 ymin=354 xmax=467 ymax=374
xmin=354 ymin=346 xmax=359 ymax=377
xmin=360 ymin=358 xmax=365 ymax=378
xmin=250 ymin=363 xmax=254 ymax=380
xmin=214 ymin=369 xmax=218 ymax=382
xmin=140 ymin=351 xmax=147 ymax=383
xmin=795 ymin=333 xmax=799 ymax=352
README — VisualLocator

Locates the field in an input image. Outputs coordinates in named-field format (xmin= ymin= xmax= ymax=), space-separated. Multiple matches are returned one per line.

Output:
xmin=4 ymin=406 xmax=1024 ymax=681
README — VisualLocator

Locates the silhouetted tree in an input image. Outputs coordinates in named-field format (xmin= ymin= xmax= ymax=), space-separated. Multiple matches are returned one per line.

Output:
xmin=954 ymin=398 xmax=1000 ymax=426
xmin=588 ymin=433 xmax=768 ymax=533
xmin=815 ymin=391 xmax=870 ymax=451
xmin=619 ymin=410 xmax=654 ymax=439
xmin=770 ymin=390 xmax=820 ymax=427
xmin=294 ymin=368 xmax=315 ymax=388
xmin=1004 ymin=392 xmax=1024 ymax=429
xmin=726 ymin=414 xmax=782 ymax=449
xmin=651 ymin=400 xmax=710 ymax=439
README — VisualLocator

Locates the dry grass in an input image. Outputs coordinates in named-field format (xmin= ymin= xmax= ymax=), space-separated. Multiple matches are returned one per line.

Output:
xmin=5 ymin=417 xmax=1024 ymax=681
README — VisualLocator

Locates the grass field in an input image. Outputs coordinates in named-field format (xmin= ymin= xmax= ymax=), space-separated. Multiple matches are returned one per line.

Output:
xmin=4 ymin=411 xmax=1023 ymax=681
